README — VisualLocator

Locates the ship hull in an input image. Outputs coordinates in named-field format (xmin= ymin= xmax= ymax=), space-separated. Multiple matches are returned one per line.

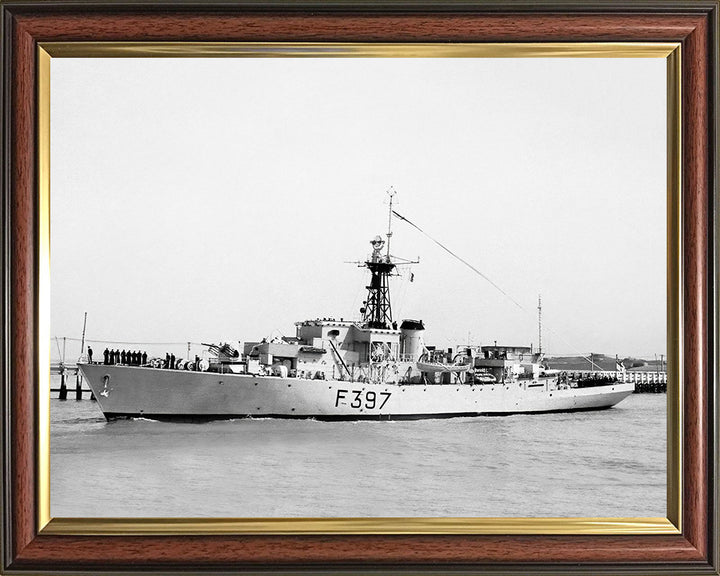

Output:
xmin=79 ymin=363 xmax=635 ymax=421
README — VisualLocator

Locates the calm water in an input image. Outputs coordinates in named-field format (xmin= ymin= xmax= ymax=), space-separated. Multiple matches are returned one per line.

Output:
xmin=50 ymin=392 xmax=666 ymax=518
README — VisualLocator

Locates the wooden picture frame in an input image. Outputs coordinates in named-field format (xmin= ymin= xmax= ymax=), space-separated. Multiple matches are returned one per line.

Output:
xmin=1 ymin=1 xmax=717 ymax=573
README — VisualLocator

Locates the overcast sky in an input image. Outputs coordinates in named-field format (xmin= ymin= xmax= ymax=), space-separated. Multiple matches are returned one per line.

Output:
xmin=50 ymin=57 xmax=666 ymax=360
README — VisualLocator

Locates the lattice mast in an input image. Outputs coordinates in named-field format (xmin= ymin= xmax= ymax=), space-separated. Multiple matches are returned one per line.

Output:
xmin=361 ymin=190 xmax=397 ymax=329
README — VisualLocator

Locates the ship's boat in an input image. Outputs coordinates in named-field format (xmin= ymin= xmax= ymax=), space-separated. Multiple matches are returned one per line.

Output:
xmin=473 ymin=372 xmax=497 ymax=384
xmin=79 ymin=198 xmax=635 ymax=421
xmin=416 ymin=362 xmax=469 ymax=373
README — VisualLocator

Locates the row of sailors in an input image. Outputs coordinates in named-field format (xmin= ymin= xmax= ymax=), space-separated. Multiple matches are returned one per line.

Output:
xmin=103 ymin=348 xmax=148 ymax=366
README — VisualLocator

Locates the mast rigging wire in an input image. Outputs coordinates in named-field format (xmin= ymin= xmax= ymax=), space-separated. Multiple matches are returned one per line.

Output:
xmin=50 ymin=336 xmax=206 ymax=346
xmin=392 ymin=210 xmax=527 ymax=311
xmin=391 ymin=209 xmax=601 ymax=369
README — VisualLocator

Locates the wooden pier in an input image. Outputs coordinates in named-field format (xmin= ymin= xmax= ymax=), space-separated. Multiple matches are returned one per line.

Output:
xmin=50 ymin=362 xmax=94 ymax=400
xmin=563 ymin=370 xmax=668 ymax=393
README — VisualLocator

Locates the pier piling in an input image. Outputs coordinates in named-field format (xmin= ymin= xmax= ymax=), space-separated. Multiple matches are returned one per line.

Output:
xmin=75 ymin=372 xmax=83 ymax=400
xmin=59 ymin=369 xmax=68 ymax=400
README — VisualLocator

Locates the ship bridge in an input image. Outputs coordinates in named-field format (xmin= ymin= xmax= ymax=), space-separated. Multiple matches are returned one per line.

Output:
xmin=295 ymin=317 xmax=400 ymax=365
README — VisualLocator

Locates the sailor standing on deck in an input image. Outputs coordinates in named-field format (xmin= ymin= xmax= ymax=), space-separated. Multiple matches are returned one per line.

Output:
xmin=87 ymin=346 xmax=93 ymax=364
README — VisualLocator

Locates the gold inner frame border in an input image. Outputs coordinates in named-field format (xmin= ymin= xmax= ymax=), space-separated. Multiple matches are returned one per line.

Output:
xmin=36 ymin=41 xmax=682 ymax=536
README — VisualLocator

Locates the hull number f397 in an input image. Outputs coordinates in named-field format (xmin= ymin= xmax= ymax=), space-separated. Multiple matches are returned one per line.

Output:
xmin=335 ymin=389 xmax=391 ymax=410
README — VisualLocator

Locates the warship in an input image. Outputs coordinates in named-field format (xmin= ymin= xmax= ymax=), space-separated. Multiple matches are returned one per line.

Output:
xmin=79 ymin=198 xmax=634 ymax=421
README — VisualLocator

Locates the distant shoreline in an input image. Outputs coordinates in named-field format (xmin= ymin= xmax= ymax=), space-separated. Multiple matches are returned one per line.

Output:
xmin=546 ymin=354 xmax=665 ymax=372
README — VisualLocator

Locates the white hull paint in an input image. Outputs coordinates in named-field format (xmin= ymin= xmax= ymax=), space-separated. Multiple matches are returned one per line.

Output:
xmin=80 ymin=363 xmax=635 ymax=421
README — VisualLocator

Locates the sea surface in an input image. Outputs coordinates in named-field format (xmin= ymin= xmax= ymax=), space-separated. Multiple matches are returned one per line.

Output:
xmin=50 ymin=392 xmax=666 ymax=518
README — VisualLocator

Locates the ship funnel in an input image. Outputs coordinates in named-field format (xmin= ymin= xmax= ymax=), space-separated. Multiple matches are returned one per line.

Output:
xmin=400 ymin=319 xmax=425 ymax=360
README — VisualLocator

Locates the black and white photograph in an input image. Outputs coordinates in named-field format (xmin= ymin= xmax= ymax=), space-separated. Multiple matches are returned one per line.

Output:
xmin=49 ymin=55 xmax=667 ymax=518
